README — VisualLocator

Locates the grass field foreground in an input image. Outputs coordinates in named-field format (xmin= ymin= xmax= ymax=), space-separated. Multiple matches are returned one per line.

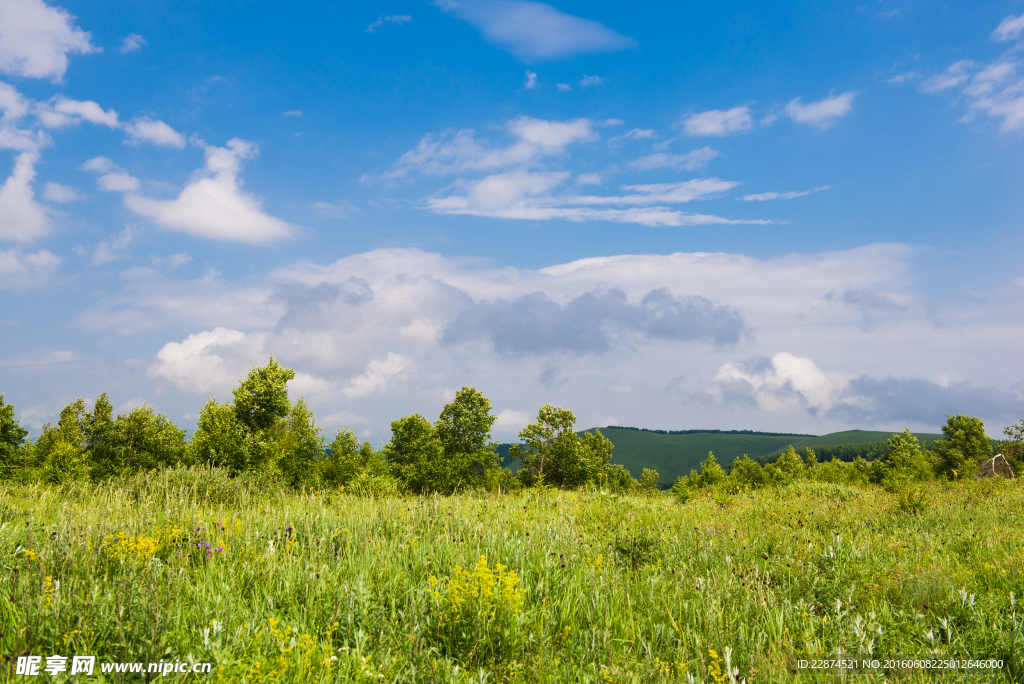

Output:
xmin=2 ymin=470 xmax=1022 ymax=682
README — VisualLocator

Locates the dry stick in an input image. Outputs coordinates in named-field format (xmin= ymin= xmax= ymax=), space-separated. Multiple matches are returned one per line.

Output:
xmin=980 ymin=454 xmax=1014 ymax=478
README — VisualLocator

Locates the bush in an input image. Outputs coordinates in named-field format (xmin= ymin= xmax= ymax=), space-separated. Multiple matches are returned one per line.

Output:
xmin=934 ymin=414 xmax=991 ymax=479
xmin=730 ymin=455 xmax=767 ymax=488
xmin=640 ymin=467 xmax=660 ymax=494
xmin=41 ymin=439 xmax=88 ymax=484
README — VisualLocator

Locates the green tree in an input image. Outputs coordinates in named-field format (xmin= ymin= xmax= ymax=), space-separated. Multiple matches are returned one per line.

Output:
xmin=0 ymin=394 xmax=29 ymax=473
xmin=385 ymin=413 xmax=445 ymax=494
xmin=877 ymin=428 xmax=933 ymax=487
xmin=1001 ymin=419 xmax=1024 ymax=472
xmin=433 ymin=387 xmax=503 ymax=492
xmin=730 ymin=455 xmax=767 ymax=488
xmin=934 ymin=414 xmax=991 ymax=478
xmin=640 ymin=467 xmax=660 ymax=494
xmin=770 ymin=446 xmax=805 ymax=484
xmin=692 ymin=451 xmax=727 ymax=488
xmin=509 ymin=405 xmax=609 ymax=488
xmin=40 ymin=439 xmax=88 ymax=485
xmin=278 ymin=398 xmax=325 ymax=488
xmin=109 ymin=405 xmax=187 ymax=476
xmin=84 ymin=393 xmax=116 ymax=477
xmin=34 ymin=399 xmax=89 ymax=481
xmin=188 ymin=397 xmax=249 ymax=471
xmin=233 ymin=356 xmax=295 ymax=434
xmin=322 ymin=427 xmax=365 ymax=487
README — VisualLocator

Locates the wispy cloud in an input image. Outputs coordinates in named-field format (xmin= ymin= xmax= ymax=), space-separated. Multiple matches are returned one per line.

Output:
xmin=366 ymin=14 xmax=412 ymax=33
xmin=42 ymin=181 xmax=84 ymax=203
xmin=739 ymin=185 xmax=830 ymax=201
xmin=992 ymin=13 xmax=1024 ymax=42
xmin=523 ymin=70 xmax=537 ymax=89
xmin=580 ymin=74 xmax=603 ymax=87
xmin=630 ymin=146 xmax=719 ymax=172
xmin=124 ymin=117 xmax=186 ymax=148
xmin=785 ymin=92 xmax=856 ymax=128
xmin=682 ymin=106 xmax=752 ymax=136
xmin=283 ymin=110 xmax=302 ymax=117
xmin=437 ymin=0 xmax=635 ymax=61
xmin=921 ymin=16 xmax=1024 ymax=131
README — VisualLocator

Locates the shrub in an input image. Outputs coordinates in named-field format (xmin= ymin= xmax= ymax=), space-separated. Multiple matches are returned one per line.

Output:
xmin=41 ymin=439 xmax=88 ymax=484
xmin=640 ymin=467 xmax=660 ymax=494
xmin=730 ymin=455 xmax=767 ymax=487
xmin=934 ymin=414 xmax=991 ymax=479
xmin=670 ymin=475 xmax=691 ymax=504
xmin=691 ymin=451 xmax=726 ymax=488
xmin=385 ymin=413 xmax=445 ymax=494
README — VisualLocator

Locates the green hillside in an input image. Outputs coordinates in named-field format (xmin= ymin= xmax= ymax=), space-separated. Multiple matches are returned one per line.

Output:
xmin=576 ymin=427 xmax=946 ymax=483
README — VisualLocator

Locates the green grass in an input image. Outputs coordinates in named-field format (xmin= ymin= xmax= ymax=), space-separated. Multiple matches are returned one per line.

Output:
xmin=583 ymin=428 xmax=946 ymax=482
xmin=2 ymin=469 xmax=1022 ymax=682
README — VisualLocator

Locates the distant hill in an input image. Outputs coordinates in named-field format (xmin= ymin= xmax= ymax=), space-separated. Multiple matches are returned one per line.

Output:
xmin=498 ymin=426 xmax=946 ymax=483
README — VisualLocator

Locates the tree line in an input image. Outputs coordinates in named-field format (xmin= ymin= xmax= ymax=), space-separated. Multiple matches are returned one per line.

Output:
xmin=1 ymin=357 xmax=1021 ymax=495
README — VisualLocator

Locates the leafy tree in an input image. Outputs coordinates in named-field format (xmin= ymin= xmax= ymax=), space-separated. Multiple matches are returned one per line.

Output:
xmin=34 ymin=399 xmax=88 ymax=481
xmin=111 ymin=405 xmax=187 ymax=475
xmin=0 ymin=394 xmax=29 ymax=471
xmin=510 ymin=406 xmax=611 ymax=488
xmin=322 ymin=427 xmax=365 ymax=487
xmin=730 ymin=455 xmax=767 ymax=487
xmin=385 ymin=413 xmax=444 ymax=494
xmin=188 ymin=397 xmax=249 ymax=472
xmin=640 ymin=467 xmax=660 ymax=494
xmin=692 ymin=451 xmax=726 ymax=488
xmin=278 ymin=398 xmax=325 ymax=488
xmin=233 ymin=356 xmax=295 ymax=435
xmin=84 ymin=393 xmax=116 ymax=477
xmin=773 ymin=446 xmax=805 ymax=483
xmin=934 ymin=414 xmax=991 ymax=478
xmin=876 ymin=429 xmax=933 ymax=488
xmin=601 ymin=463 xmax=637 ymax=494
xmin=433 ymin=387 xmax=502 ymax=492
xmin=40 ymin=439 xmax=88 ymax=485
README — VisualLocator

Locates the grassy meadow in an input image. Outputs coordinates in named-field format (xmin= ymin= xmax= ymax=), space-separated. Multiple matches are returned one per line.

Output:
xmin=3 ymin=470 xmax=1022 ymax=682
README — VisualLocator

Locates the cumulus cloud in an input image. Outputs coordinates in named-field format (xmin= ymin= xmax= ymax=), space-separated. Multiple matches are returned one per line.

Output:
xmin=36 ymin=96 xmax=119 ymax=128
xmin=710 ymin=352 xmax=1024 ymax=426
xmin=117 ymin=33 xmax=146 ymax=53
xmin=438 ymin=0 xmax=635 ymax=61
xmin=739 ymin=185 xmax=830 ymax=201
xmin=0 ymin=152 xmax=50 ymax=241
xmin=785 ymin=92 xmax=856 ymax=128
xmin=121 ymin=139 xmax=295 ymax=243
xmin=148 ymin=327 xmax=267 ymax=395
xmin=630 ymin=146 xmax=719 ymax=171
xmin=682 ymin=106 xmax=752 ymax=136
xmin=0 ymin=0 xmax=98 ymax=81
xmin=123 ymin=118 xmax=186 ymax=148
xmin=343 ymin=353 xmax=414 ymax=398
xmin=443 ymin=287 xmax=745 ymax=357
xmin=579 ymin=74 xmax=603 ymax=87
xmin=493 ymin=408 xmax=531 ymax=435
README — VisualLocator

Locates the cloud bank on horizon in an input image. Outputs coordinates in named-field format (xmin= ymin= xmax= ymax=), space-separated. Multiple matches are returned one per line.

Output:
xmin=0 ymin=0 xmax=1022 ymax=441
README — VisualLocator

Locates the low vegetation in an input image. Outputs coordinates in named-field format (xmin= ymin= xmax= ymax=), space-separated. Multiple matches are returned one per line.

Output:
xmin=1 ymin=357 xmax=1023 ymax=681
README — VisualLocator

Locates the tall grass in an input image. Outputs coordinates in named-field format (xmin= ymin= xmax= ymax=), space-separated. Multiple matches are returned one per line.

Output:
xmin=2 ymin=470 xmax=1022 ymax=682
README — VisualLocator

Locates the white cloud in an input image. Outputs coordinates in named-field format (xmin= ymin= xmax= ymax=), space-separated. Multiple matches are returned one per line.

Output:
xmin=283 ymin=109 xmax=302 ymax=117
xmin=386 ymin=116 xmax=760 ymax=227
xmin=117 ymin=33 xmax=146 ymax=53
xmin=580 ymin=74 xmax=603 ymax=87
xmin=630 ymin=146 xmax=719 ymax=171
xmin=556 ymin=83 xmax=571 ymax=92
xmin=739 ymin=185 xmax=830 ymax=202
xmin=148 ymin=327 xmax=267 ymax=396
xmin=439 ymin=0 xmax=635 ymax=61
xmin=682 ymin=106 xmax=752 ymax=136
xmin=922 ymin=20 xmax=1024 ymax=132
xmin=425 ymin=173 xmax=755 ymax=226
xmin=712 ymin=352 xmax=855 ymax=413
xmin=366 ymin=14 xmax=412 ymax=33
xmin=784 ymin=92 xmax=856 ymax=128
xmin=97 ymin=171 xmax=140 ymax=192
xmin=123 ymin=118 xmax=186 ymax=148
xmin=523 ymin=70 xmax=537 ymax=89
xmin=343 ymin=352 xmax=414 ymax=398
xmin=80 ymin=156 xmax=115 ymax=173
xmin=36 ymin=96 xmax=119 ymax=128
xmin=0 ymin=0 xmax=98 ymax=81
xmin=0 ymin=247 xmax=59 ymax=288
xmin=493 ymin=408 xmax=531 ymax=435
xmin=122 ymin=139 xmax=295 ymax=243
xmin=385 ymin=115 xmax=596 ymax=179
xmin=992 ymin=13 xmax=1024 ymax=42
xmin=0 ymin=151 xmax=50 ymax=241
xmin=42 ymin=181 xmax=83 ymax=202
xmin=575 ymin=172 xmax=601 ymax=186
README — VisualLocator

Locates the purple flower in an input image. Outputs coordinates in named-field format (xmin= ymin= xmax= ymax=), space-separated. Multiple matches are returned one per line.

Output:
xmin=560 ymin=563 xmax=566 ymax=568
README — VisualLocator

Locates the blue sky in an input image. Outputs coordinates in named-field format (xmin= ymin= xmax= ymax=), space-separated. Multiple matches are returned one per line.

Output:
xmin=1 ymin=0 xmax=1023 ymax=441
